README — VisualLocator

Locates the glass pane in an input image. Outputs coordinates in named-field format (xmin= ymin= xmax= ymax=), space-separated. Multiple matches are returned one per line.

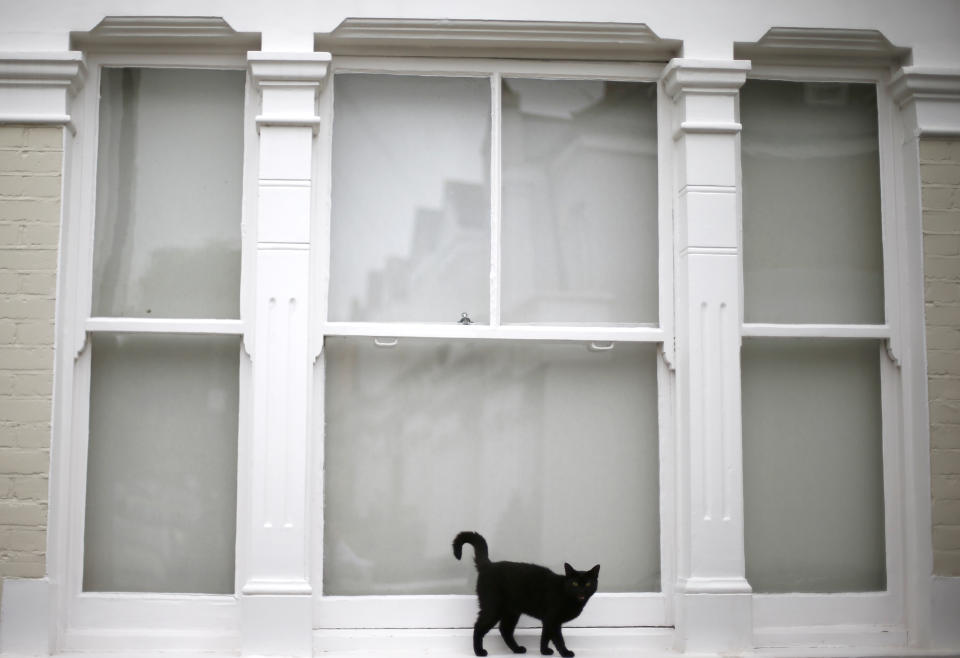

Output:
xmin=329 ymin=75 xmax=491 ymax=323
xmin=501 ymin=80 xmax=658 ymax=325
xmin=741 ymin=81 xmax=884 ymax=324
xmin=742 ymin=339 xmax=886 ymax=592
xmin=83 ymin=333 xmax=240 ymax=593
xmin=92 ymin=68 xmax=245 ymax=319
xmin=324 ymin=338 xmax=660 ymax=594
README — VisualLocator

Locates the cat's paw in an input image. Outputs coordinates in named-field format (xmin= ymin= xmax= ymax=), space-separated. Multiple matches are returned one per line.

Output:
xmin=475 ymin=651 xmax=488 ymax=657
xmin=540 ymin=649 xmax=554 ymax=656
xmin=512 ymin=647 xmax=526 ymax=654
xmin=559 ymin=651 xmax=575 ymax=658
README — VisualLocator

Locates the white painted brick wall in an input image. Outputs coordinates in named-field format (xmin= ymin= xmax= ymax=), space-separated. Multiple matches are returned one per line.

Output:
xmin=922 ymin=138 xmax=960 ymax=576
xmin=0 ymin=125 xmax=61 ymax=604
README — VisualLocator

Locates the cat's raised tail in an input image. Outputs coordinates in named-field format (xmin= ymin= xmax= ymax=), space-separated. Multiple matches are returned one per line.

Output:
xmin=453 ymin=531 xmax=491 ymax=568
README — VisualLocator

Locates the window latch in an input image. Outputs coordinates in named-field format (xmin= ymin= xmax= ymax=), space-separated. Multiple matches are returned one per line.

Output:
xmin=458 ymin=312 xmax=474 ymax=325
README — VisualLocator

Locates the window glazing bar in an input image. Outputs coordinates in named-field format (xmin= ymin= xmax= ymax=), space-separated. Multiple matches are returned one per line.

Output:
xmin=85 ymin=317 xmax=244 ymax=334
xmin=490 ymin=72 xmax=503 ymax=328
xmin=322 ymin=321 xmax=663 ymax=342
xmin=742 ymin=323 xmax=890 ymax=339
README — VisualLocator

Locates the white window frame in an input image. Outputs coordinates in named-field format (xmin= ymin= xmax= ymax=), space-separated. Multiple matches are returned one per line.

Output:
xmin=309 ymin=56 xmax=677 ymax=639
xmin=50 ymin=50 xmax=257 ymax=653
xmin=739 ymin=62 xmax=910 ymax=647
xmin=42 ymin=41 xmax=934 ymax=655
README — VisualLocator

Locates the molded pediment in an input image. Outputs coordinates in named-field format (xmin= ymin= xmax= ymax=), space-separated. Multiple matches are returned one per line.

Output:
xmin=71 ymin=16 xmax=260 ymax=51
xmin=315 ymin=18 xmax=680 ymax=61
xmin=735 ymin=27 xmax=909 ymax=66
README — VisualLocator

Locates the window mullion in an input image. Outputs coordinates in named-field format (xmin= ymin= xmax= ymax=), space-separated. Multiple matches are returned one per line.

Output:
xmin=490 ymin=72 xmax=503 ymax=328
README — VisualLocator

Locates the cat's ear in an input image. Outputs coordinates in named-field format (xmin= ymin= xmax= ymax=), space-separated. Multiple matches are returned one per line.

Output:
xmin=588 ymin=564 xmax=600 ymax=578
xmin=564 ymin=563 xmax=575 ymax=577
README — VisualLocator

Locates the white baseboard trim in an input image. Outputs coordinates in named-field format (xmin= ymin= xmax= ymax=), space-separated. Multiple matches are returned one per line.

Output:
xmin=313 ymin=627 xmax=674 ymax=654
xmin=0 ymin=577 xmax=51 ymax=656
xmin=61 ymin=628 xmax=239 ymax=654
xmin=932 ymin=576 xmax=960 ymax=650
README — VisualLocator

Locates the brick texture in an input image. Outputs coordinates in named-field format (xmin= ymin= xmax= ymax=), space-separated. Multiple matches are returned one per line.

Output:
xmin=0 ymin=125 xmax=61 ymax=603
xmin=922 ymin=138 xmax=960 ymax=576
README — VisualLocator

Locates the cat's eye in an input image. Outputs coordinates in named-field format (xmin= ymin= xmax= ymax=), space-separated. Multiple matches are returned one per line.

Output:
xmin=572 ymin=581 xmax=579 ymax=587
xmin=586 ymin=582 xmax=593 ymax=588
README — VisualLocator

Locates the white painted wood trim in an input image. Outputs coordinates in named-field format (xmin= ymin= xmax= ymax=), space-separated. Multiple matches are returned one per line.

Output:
xmin=0 ymin=578 xmax=51 ymax=655
xmin=332 ymin=56 xmax=665 ymax=81
xmin=0 ymin=113 xmax=76 ymax=133
xmin=665 ymin=57 xmax=753 ymax=653
xmin=735 ymin=27 xmax=907 ymax=67
xmin=489 ymin=72 xmax=502 ymax=328
xmin=42 ymin=51 xmax=256 ymax=655
xmin=737 ymin=63 xmax=920 ymax=646
xmin=891 ymin=81 xmax=935 ymax=648
xmin=85 ymin=318 xmax=244 ymax=334
xmin=0 ymin=52 xmax=86 ymax=134
xmin=322 ymin=321 xmax=664 ymax=343
xmin=315 ymin=592 xmax=668 ymax=629
xmin=316 ymin=18 xmax=680 ymax=62
xmin=753 ymin=591 xmax=899 ymax=629
xmin=241 ymin=50 xmax=330 ymax=658
xmin=313 ymin=627 xmax=675 ymax=655
xmin=72 ymin=16 xmax=260 ymax=52
xmin=889 ymin=67 xmax=960 ymax=137
xmin=742 ymin=323 xmax=891 ymax=339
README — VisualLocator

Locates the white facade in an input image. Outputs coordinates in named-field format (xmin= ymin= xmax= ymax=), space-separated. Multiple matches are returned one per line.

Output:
xmin=1 ymin=1 xmax=960 ymax=656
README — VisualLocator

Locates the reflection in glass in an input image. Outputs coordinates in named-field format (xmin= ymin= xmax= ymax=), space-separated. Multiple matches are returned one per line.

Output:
xmin=83 ymin=333 xmax=240 ymax=593
xmin=330 ymin=75 xmax=491 ymax=323
xmin=501 ymin=80 xmax=658 ymax=324
xmin=742 ymin=339 xmax=886 ymax=592
xmin=741 ymin=81 xmax=884 ymax=324
xmin=324 ymin=338 xmax=660 ymax=595
xmin=92 ymin=68 xmax=245 ymax=319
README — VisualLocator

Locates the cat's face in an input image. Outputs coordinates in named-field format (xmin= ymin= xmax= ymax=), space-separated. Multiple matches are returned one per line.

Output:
xmin=563 ymin=563 xmax=600 ymax=603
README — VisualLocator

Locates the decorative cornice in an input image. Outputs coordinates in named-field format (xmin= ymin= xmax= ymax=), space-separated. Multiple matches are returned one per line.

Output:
xmin=735 ymin=27 xmax=908 ymax=66
xmin=661 ymin=59 xmax=751 ymax=100
xmin=889 ymin=67 xmax=960 ymax=137
xmin=71 ymin=16 xmax=260 ymax=52
xmin=0 ymin=52 xmax=86 ymax=93
xmin=249 ymin=53 xmax=332 ymax=134
xmin=889 ymin=67 xmax=960 ymax=106
xmin=0 ymin=52 xmax=86 ymax=133
xmin=315 ymin=18 xmax=680 ymax=61
xmin=248 ymin=52 xmax=332 ymax=87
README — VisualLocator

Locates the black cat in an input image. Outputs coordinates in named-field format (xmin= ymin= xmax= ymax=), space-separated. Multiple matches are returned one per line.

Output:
xmin=453 ymin=531 xmax=599 ymax=658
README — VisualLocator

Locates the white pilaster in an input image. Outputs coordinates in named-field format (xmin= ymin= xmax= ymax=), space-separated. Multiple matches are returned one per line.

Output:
xmin=662 ymin=58 xmax=753 ymax=653
xmin=888 ymin=66 xmax=960 ymax=650
xmin=242 ymin=51 xmax=330 ymax=657
xmin=0 ymin=51 xmax=85 ymax=658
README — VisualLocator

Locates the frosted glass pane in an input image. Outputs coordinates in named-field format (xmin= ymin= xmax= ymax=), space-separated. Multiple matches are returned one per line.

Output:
xmin=741 ymin=81 xmax=884 ymax=324
xmin=502 ymin=80 xmax=658 ymax=324
xmin=84 ymin=333 xmax=240 ymax=593
xmin=330 ymin=75 xmax=490 ymax=323
xmin=742 ymin=339 xmax=885 ymax=592
xmin=324 ymin=338 xmax=659 ymax=594
xmin=92 ymin=68 xmax=245 ymax=318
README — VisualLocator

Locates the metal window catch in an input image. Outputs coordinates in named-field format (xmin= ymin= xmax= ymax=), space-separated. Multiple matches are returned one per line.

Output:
xmin=458 ymin=312 xmax=474 ymax=325
xmin=373 ymin=337 xmax=399 ymax=348
xmin=588 ymin=341 xmax=615 ymax=352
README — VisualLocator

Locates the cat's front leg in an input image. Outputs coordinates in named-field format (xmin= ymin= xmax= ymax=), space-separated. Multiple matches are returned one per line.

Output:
xmin=550 ymin=625 xmax=574 ymax=658
xmin=539 ymin=625 xmax=554 ymax=655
